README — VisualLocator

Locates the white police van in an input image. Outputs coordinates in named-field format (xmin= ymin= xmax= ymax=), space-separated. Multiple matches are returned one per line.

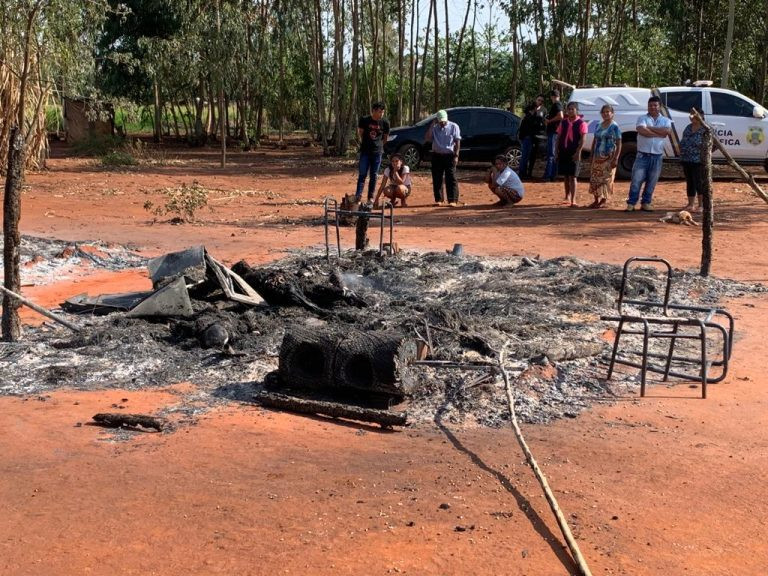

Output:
xmin=568 ymin=82 xmax=768 ymax=178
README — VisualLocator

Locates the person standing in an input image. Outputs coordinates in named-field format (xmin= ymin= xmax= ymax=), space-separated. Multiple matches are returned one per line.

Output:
xmin=517 ymin=95 xmax=546 ymax=179
xmin=555 ymin=102 xmax=587 ymax=207
xmin=625 ymin=95 xmax=672 ymax=212
xmin=425 ymin=109 xmax=462 ymax=206
xmin=543 ymin=90 xmax=564 ymax=182
xmin=355 ymin=102 xmax=390 ymax=203
xmin=679 ymin=110 xmax=706 ymax=212
xmin=587 ymin=104 xmax=622 ymax=208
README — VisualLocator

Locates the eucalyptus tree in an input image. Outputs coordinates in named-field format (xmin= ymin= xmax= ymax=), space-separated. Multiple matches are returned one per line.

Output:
xmin=2 ymin=0 xmax=111 ymax=340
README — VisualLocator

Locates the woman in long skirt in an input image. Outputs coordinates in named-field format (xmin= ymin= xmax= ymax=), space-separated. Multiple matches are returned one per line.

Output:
xmin=588 ymin=105 xmax=622 ymax=208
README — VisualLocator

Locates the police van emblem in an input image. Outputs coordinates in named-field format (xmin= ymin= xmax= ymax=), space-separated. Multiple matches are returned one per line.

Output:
xmin=746 ymin=126 xmax=764 ymax=146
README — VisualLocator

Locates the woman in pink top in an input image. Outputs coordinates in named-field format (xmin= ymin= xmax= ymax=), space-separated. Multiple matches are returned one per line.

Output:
xmin=555 ymin=102 xmax=588 ymax=207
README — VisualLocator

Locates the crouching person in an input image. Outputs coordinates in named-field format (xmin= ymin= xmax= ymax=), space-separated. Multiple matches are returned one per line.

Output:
xmin=373 ymin=153 xmax=412 ymax=208
xmin=486 ymin=155 xmax=524 ymax=206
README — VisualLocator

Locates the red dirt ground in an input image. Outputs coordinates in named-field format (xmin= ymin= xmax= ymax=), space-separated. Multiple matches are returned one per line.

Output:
xmin=2 ymin=143 xmax=767 ymax=575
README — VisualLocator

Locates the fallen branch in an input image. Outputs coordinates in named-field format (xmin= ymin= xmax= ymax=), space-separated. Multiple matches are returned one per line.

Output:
xmin=0 ymin=283 xmax=80 ymax=332
xmin=253 ymin=390 xmax=407 ymax=428
xmin=91 ymin=413 xmax=166 ymax=432
xmin=498 ymin=343 xmax=593 ymax=576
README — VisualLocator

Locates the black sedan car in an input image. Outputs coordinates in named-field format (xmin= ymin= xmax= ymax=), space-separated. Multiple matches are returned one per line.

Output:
xmin=383 ymin=106 xmax=523 ymax=169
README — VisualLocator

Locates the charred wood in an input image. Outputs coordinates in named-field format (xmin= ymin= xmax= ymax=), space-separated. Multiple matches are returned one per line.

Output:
xmin=278 ymin=325 xmax=418 ymax=399
xmin=232 ymin=261 xmax=327 ymax=315
xmin=91 ymin=413 xmax=166 ymax=432
xmin=253 ymin=390 xmax=407 ymax=428
xmin=355 ymin=204 xmax=371 ymax=250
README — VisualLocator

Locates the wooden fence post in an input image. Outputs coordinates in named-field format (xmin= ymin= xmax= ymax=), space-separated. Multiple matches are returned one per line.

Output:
xmin=700 ymin=125 xmax=713 ymax=277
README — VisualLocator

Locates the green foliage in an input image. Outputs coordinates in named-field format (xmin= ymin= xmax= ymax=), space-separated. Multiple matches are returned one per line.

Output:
xmin=45 ymin=106 xmax=64 ymax=133
xmin=100 ymin=150 xmax=139 ymax=166
xmin=143 ymin=181 xmax=211 ymax=223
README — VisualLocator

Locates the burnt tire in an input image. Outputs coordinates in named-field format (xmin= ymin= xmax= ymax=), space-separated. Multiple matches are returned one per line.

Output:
xmin=503 ymin=145 xmax=522 ymax=170
xmin=397 ymin=143 xmax=421 ymax=169
xmin=616 ymin=141 xmax=637 ymax=180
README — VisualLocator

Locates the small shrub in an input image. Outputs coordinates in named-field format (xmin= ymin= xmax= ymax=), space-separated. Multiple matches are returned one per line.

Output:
xmin=144 ymin=181 xmax=211 ymax=223
xmin=100 ymin=150 xmax=138 ymax=166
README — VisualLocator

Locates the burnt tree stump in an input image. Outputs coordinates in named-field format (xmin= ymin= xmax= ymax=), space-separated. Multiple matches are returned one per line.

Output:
xmin=355 ymin=204 xmax=371 ymax=250
xmin=2 ymin=126 xmax=25 ymax=341
xmin=278 ymin=326 xmax=418 ymax=401
xmin=278 ymin=325 xmax=341 ymax=391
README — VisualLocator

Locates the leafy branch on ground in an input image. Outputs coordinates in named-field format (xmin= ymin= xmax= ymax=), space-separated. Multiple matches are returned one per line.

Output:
xmin=143 ymin=181 xmax=212 ymax=223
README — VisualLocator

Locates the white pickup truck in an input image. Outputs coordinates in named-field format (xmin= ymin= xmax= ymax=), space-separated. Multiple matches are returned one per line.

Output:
xmin=568 ymin=84 xmax=768 ymax=178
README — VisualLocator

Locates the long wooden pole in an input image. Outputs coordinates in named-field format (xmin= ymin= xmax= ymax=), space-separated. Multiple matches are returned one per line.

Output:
xmin=498 ymin=344 xmax=593 ymax=576
xmin=0 ymin=283 xmax=80 ymax=332
xmin=700 ymin=124 xmax=714 ymax=276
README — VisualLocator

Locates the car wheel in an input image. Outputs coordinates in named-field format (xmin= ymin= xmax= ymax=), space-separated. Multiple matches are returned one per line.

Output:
xmin=616 ymin=141 xmax=636 ymax=180
xmin=503 ymin=145 xmax=522 ymax=170
xmin=397 ymin=143 xmax=421 ymax=169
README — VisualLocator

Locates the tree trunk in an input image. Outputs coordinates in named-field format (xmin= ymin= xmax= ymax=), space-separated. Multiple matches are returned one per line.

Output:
xmin=700 ymin=125 xmax=713 ymax=277
xmin=721 ymin=0 xmax=735 ymax=88
xmin=2 ymin=127 xmax=25 ymax=341
xmin=416 ymin=0 xmax=433 ymax=120
xmin=443 ymin=0 xmax=450 ymax=106
xmin=449 ymin=0 xmax=473 ymax=108
xmin=396 ymin=0 xmax=405 ymax=126
xmin=432 ymin=0 xmax=439 ymax=110
xmin=509 ymin=6 xmax=519 ymax=109
xmin=216 ymin=0 xmax=226 ymax=167
xmin=578 ymin=0 xmax=592 ymax=85
xmin=153 ymin=78 xmax=163 ymax=143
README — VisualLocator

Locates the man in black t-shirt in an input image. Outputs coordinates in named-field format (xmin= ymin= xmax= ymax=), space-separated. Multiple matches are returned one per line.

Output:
xmin=356 ymin=102 xmax=390 ymax=202
xmin=543 ymin=90 xmax=564 ymax=181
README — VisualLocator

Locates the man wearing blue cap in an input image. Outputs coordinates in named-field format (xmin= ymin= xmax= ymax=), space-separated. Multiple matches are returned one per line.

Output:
xmin=425 ymin=109 xmax=462 ymax=206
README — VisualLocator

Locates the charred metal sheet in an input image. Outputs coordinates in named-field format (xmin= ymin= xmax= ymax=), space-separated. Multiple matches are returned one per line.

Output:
xmin=147 ymin=245 xmax=206 ymax=288
xmin=206 ymin=254 xmax=265 ymax=306
xmin=126 ymin=276 xmax=193 ymax=317
xmin=62 ymin=291 xmax=154 ymax=315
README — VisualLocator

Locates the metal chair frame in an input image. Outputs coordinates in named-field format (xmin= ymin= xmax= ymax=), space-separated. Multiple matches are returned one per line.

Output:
xmin=601 ymin=257 xmax=734 ymax=399
xmin=322 ymin=198 xmax=395 ymax=262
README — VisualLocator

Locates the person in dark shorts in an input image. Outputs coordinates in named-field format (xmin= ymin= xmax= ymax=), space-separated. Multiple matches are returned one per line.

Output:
xmin=555 ymin=101 xmax=587 ymax=207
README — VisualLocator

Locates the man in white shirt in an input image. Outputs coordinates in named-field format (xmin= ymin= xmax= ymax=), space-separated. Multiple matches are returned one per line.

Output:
xmin=625 ymin=96 xmax=672 ymax=212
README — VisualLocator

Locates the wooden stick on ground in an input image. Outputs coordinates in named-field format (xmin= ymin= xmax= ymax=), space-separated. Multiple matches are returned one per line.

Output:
xmin=253 ymin=390 xmax=407 ymax=428
xmin=0 ymin=283 xmax=80 ymax=332
xmin=92 ymin=413 xmax=166 ymax=432
xmin=498 ymin=343 xmax=593 ymax=576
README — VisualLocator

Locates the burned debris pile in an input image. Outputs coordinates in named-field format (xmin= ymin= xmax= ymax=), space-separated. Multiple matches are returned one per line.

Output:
xmin=0 ymin=246 xmax=762 ymax=427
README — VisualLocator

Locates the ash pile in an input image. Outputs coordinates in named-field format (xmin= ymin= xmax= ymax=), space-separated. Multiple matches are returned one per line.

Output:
xmin=0 ymin=246 xmax=762 ymax=427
